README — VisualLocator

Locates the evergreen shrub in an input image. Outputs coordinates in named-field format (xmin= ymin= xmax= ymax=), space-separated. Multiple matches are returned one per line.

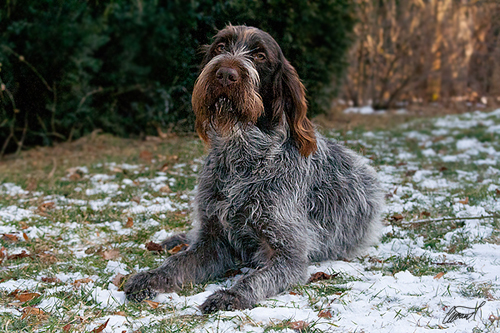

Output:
xmin=0 ymin=0 xmax=354 ymax=154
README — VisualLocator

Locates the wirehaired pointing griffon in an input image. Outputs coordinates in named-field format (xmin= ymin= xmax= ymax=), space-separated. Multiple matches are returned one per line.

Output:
xmin=124 ymin=25 xmax=384 ymax=313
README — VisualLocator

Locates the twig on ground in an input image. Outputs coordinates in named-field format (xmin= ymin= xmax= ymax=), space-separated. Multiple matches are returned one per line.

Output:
xmin=405 ymin=215 xmax=500 ymax=224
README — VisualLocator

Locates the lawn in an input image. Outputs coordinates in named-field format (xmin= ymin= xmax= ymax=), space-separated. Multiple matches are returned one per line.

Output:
xmin=0 ymin=109 xmax=499 ymax=332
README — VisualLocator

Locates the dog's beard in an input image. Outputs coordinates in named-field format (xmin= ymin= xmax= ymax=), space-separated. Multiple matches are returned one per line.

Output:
xmin=192 ymin=58 xmax=265 ymax=141
xmin=209 ymin=96 xmax=246 ymax=137
xmin=214 ymin=96 xmax=234 ymax=115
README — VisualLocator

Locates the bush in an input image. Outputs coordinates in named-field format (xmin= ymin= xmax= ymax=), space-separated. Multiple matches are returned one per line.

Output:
xmin=0 ymin=0 xmax=354 ymax=155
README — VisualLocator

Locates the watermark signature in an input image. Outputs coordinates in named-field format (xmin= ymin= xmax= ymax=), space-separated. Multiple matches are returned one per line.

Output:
xmin=443 ymin=301 xmax=486 ymax=324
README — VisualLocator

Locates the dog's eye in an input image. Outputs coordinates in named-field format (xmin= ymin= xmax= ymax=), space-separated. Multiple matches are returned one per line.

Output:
xmin=253 ymin=52 xmax=266 ymax=62
xmin=215 ymin=43 xmax=225 ymax=53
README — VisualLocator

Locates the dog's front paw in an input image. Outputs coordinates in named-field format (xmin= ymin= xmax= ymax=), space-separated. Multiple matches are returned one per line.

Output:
xmin=200 ymin=290 xmax=252 ymax=314
xmin=124 ymin=272 xmax=159 ymax=302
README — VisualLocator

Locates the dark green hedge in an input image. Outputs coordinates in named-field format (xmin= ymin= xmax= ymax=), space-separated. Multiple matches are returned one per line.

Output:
xmin=0 ymin=0 xmax=354 ymax=154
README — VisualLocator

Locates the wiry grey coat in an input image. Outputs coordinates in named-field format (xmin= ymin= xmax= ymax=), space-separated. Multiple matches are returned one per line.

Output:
xmin=124 ymin=25 xmax=384 ymax=313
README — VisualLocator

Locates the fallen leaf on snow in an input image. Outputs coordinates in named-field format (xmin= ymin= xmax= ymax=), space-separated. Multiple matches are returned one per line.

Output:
xmin=489 ymin=314 xmax=500 ymax=323
xmin=144 ymin=300 xmax=160 ymax=309
xmin=390 ymin=214 xmax=404 ymax=222
xmin=38 ymin=202 xmax=55 ymax=212
xmin=159 ymin=163 xmax=169 ymax=172
xmin=16 ymin=292 xmax=41 ymax=302
xmin=125 ymin=217 xmax=134 ymax=228
xmin=434 ymin=272 xmax=445 ymax=279
xmin=167 ymin=243 xmax=188 ymax=255
xmin=41 ymin=277 xmax=62 ymax=283
xmin=21 ymin=307 xmax=47 ymax=320
xmin=91 ymin=319 xmax=110 ymax=333
xmin=159 ymin=185 xmax=172 ymax=193
xmin=2 ymin=234 xmax=19 ymax=242
xmin=419 ymin=211 xmax=431 ymax=218
xmin=73 ymin=277 xmax=93 ymax=288
xmin=7 ymin=250 xmax=31 ymax=260
xmin=289 ymin=320 xmax=309 ymax=330
xmin=145 ymin=241 xmax=163 ymax=253
xmin=111 ymin=273 xmax=127 ymax=289
xmin=62 ymin=324 xmax=72 ymax=332
xmin=0 ymin=246 xmax=7 ymax=259
xmin=318 ymin=309 xmax=333 ymax=318
xmin=102 ymin=249 xmax=120 ymax=260
xmin=458 ymin=197 xmax=469 ymax=204
xmin=308 ymin=271 xmax=339 ymax=283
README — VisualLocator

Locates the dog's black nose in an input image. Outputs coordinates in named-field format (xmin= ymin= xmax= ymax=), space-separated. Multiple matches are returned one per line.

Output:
xmin=216 ymin=67 xmax=239 ymax=86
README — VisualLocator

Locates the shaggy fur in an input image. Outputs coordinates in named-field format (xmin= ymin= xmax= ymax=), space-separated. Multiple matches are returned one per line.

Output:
xmin=124 ymin=25 xmax=384 ymax=314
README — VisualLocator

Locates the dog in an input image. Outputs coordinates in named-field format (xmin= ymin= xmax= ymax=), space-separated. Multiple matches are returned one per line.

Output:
xmin=124 ymin=25 xmax=384 ymax=314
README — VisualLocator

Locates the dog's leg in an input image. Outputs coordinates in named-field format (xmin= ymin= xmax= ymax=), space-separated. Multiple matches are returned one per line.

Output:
xmin=124 ymin=217 xmax=234 ymax=302
xmin=200 ymin=221 xmax=309 ymax=313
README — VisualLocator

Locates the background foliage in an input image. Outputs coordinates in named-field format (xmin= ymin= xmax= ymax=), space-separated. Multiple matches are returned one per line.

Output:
xmin=0 ymin=0 xmax=355 ymax=155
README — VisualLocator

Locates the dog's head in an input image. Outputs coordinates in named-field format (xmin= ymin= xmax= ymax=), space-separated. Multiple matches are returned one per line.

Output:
xmin=192 ymin=25 xmax=317 ymax=156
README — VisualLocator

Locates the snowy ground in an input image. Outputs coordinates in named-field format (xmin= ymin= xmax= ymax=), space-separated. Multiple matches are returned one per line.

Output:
xmin=1 ymin=109 xmax=499 ymax=332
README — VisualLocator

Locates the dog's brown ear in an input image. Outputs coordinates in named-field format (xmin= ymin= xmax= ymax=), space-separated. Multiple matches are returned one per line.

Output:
xmin=273 ymin=58 xmax=317 ymax=157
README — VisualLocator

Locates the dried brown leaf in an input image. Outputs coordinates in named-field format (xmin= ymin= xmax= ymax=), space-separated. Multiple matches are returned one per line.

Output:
xmin=390 ymin=214 xmax=404 ymax=222
xmin=0 ymin=246 xmax=7 ymax=259
xmin=125 ymin=217 xmax=134 ymax=228
xmin=69 ymin=173 xmax=81 ymax=181
xmin=102 ymin=249 xmax=121 ymax=260
xmin=91 ymin=319 xmax=110 ymax=333
xmin=16 ymin=292 xmax=41 ymax=303
xmin=159 ymin=185 xmax=172 ymax=193
xmin=145 ymin=241 xmax=163 ymax=253
xmin=289 ymin=320 xmax=309 ymax=331
xmin=167 ymin=243 xmax=188 ymax=255
xmin=62 ymin=324 xmax=72 ymax=332
xmin=434 ymin=272 xmax=445 ymax=279
xmin=38 ymin=202 xmax=55 ymax=212
xmin=41 ymin=277 xmax=61 ymax=283
xmin=7 ymin=250 xmax=31 ymax=260
xmin=159 ymin=163 xmax=169 ymax=172
xmin=140 ymin=151 xmax=153 ymax=162
xmin=73 ymin=277 xmax=93 ymax=288
xmin=144 ymin=300 xmax=160 ymax=309
xmin=21 ymin=306 xmax=47 ymax=320
xmin=458 ymin=197 xmax=469 ymax=205
xmin=420 ymin=211 xmax=431 ymax=218
xmin=38 ymin=252 xmax=58 ymax=264
xmin=308 ymin=271 xmax=338 ymax=283
xmin=22 ymin=232 xmax=30 ymax=242
xmin=2 ymin=234 xmax=19 ymax=242
xmin=111 ymin=273 xmax=127 ymax=289
xmin=489 ymin=314 xmax=500 ymax=323
xmin=318 ymin=309 xmax=333 ymax=318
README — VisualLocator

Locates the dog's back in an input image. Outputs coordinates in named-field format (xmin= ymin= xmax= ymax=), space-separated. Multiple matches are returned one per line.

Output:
xmin=306 ymin=134 xmax=384 ymax=261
